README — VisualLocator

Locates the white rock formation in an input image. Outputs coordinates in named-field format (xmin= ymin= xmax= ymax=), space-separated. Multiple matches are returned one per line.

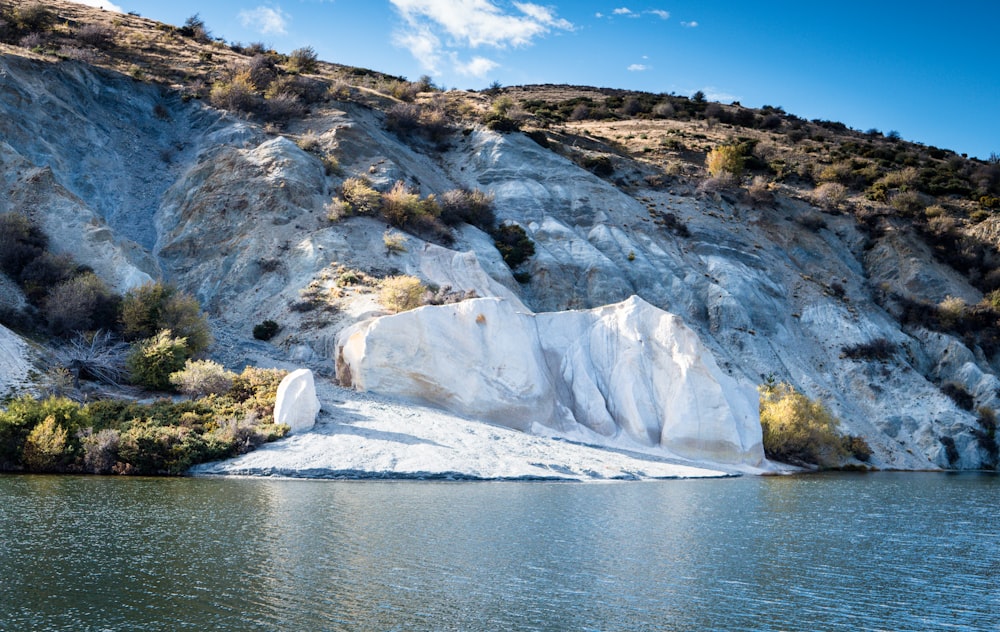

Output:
xmin=274 ymin=369 xmax=321 ymax=433
xmin=337 ymin=296 xmax=764 ymax=467
xmin=0 ymin=324 xmax=31 ymax=392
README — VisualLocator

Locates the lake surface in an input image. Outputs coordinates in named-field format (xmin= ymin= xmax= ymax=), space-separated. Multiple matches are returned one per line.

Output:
xmin=1 ymin=473 xmax=998 ymax=631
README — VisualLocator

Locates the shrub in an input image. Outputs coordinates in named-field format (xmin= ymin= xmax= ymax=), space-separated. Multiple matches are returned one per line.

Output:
xmin=287 ymin=46 xmax=318 ymax=74
xmin=940 ymin=381 xmax=974 ymax=411
xmin=758 ymin=382 xmax=846 ymax=467
xmin=120 ymin=282 xmax=211 ymax=355
xmin=44 ymin=272 xmax=119 ymax=337
xmin=340 ymin=177 xmax=382 ymax=215
xmin=22 ymin=415 xmax=67 ymax=472
xmin=381 ymin=181 xmax=424 ymax=227
xmin=170 ymin=359 xmax=235 ymax=398
xmin=841 ymin=338 xmax=896 ymax=362
xmin=180 ymin=13 xmax=210 ymax=42
xmin=0 ymin=396 xmax=87 ymax=469
xmin=747 ymin=176 xmax=773 ymax=206
xmin=18 ymin=251 xmax=76 ymax=304
xmin=263 ymin=92 xmax=305 ymax=123
xmin=937 ymin=295 xmax=966 ymax=329
xmin=379 ymin=275 xmax=426 ymax=313
xmin=126 ymin=330 xmax=189 ymax=391
xmin=76 ymin=23 xmax=114 ymax=49
xmin=53 ymin=330 xmax=128 ymax=386
xmin=706 ymin=145 xmax=744 ymax=177
xmin=210 ymin=70 xmax=259 ymax=113
xmin=582 ymin=155 xmax=614 ymax=177
xmin=9 ymin=3 xmax=53 ymax=33
xmin=438 ymin=188 xmax=495 ymax=229
xmin=78 ymin=427 xmax=119 ymax=474
xmin=0 ymin=212 xmax=46 ymax=277
xmin=253 ymin=320 xmax=280 ymax=341
xmin=811 ymin=182 xmax=847 ymax=210
xmin=491 ymin=223 xmax=536 ymax=270
xmin=386 ymin=102 xmax=421 ymax=134
xmin=842 ymin=435 xmax=873 ymax=462
xmin=383 ymin=231 xmax=406 ymax=255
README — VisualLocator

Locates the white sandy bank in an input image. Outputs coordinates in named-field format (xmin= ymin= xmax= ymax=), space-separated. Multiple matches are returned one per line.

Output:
xmin=191 ymin=380 xmax=744 ymax=481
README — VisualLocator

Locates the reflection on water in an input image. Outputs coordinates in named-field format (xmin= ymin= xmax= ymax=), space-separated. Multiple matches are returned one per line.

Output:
xmin=1 ymin=473 xmax=999 ymax=631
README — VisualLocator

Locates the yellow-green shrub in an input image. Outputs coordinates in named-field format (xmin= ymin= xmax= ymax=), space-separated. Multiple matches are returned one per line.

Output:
xmin=706 ymin=145 xmax=744 ymax=177
xmin=379 ymin=275 xmax=426 ymax=313
xmin=758 ymin=382 xmax=845 ymax=467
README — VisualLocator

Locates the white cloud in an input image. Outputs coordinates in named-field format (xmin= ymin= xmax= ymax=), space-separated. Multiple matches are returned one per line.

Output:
xmin=455 ymin=55 xmax=500 ymax=77
xmin=238 ymin=6 xmax=290 ymax=36
xmin=627 ymin=64 xmax=649 ymax=72
xmin=390 ymin=0 xmax=573 ymax=75
xmin=647 ymin=9 xmax=670 ymax=20
xmin=66 ymin=0 xmax=123 ymax=11
xmin=613 ymin=7 xmax=636 ymax=16
xmin=681 ymin=20 xmax=699 ymax=28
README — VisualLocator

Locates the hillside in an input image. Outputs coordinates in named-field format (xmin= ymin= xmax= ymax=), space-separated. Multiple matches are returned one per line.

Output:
xmin=2 ymin=0 xmax=1000 ymax=475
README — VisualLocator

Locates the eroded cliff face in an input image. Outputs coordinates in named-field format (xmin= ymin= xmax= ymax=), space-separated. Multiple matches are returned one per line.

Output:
xmin=337 ymin=296 xmax=764 ymax=467
xmin=1 ymin=49 xmax=997 ymax=470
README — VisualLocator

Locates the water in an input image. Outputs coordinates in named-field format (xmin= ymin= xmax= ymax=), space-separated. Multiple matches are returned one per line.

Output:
xmin=1 ymin=473 xmax=998 ymax=631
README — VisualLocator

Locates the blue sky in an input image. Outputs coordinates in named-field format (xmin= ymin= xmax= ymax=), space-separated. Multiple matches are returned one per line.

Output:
xmin=74 ymin=1 xmax=998 ymax=160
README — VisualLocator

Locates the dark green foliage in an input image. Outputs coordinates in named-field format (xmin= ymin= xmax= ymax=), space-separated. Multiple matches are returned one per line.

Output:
xmin=491 ymin=223 xmax=535 ymax=270
xmin=841 ymin=338 xmax=896 ymax=362
xmin=485 ymin=115 xmax=521 ymax=132
xmin=0 ymin=369 xmax=289 ymax=475
xmin=940 ymin=436 xmax=960 ymax=467
xmin=0 ymin=212 xmax=47 ymax=278
xmin=842 ymin=435 xmax=873 ymax=462
xmin=940 ymin=381 xmax=974 ymax=411
xmin=974 ymin=407 xmax=998 ymax=468
xmin=582 ymin=155 xmax=614 ymax=177
xmin=253 ymin=320 xmax=280 ymax=341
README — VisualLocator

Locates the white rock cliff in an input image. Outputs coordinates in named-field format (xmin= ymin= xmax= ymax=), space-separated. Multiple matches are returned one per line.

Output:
xmin=337 ymin=297 xmax=764 ymax=467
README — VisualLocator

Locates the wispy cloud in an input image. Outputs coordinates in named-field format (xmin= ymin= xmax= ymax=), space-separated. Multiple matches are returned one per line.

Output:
xmin=627 ymin=64 xmax=649 ymax=72
xmin=238 ymin=6 xmax=290 ymax=36
xmin=390 ymin=0 xmax=573 ymax=76
xmin=680 ymin=20 xmax=699 ymax=28
xmin=700 ymin=87 xmax=738 ymax=102
xmin=66 ymin=0 xmax=123 ymax=11
xmin=647 ymin=9 xmax=670 ymax=20
xmin=613 ymin=7 xmax=638 ymax=18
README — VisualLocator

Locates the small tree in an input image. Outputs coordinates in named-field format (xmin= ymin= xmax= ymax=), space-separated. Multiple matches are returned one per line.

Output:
xmin=44 ymin=272 xmax=119 ymax=337
xmin=340 ymin=177 xmax=382 ymax=215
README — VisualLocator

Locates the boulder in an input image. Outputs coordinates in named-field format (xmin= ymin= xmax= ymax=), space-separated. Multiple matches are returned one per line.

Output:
xmin=336 ymin=296 xmax=764 ymax=467
xmin=274 ymin=369 xmax=321 ymax=433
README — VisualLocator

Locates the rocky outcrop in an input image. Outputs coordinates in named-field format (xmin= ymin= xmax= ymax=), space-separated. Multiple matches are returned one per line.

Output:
xmin=0 ymin=324 xmax=30 ymax=392
xmin=337 ymin=296 xmax=764 ymax=467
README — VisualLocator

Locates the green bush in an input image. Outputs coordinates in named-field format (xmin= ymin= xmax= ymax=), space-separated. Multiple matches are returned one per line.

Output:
xmin=253 ymin=319 xmax=280 ymax=341
xmin=0 ymin=212 xmax=47 ymax=277
xmin=758 ymin=382 xmax=846 ymax=467
xmin=22 ymin=415 xmax=68 ymax=472
xmin=120 ymin=281 xmax=211 ymax=355
xmin=170 ymin=359 xmax=235 ymax=398
xmin=491 ymin=223 xmax=535 ymax=270
xmin=126 ymin=330 xmax=189 ymax=391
